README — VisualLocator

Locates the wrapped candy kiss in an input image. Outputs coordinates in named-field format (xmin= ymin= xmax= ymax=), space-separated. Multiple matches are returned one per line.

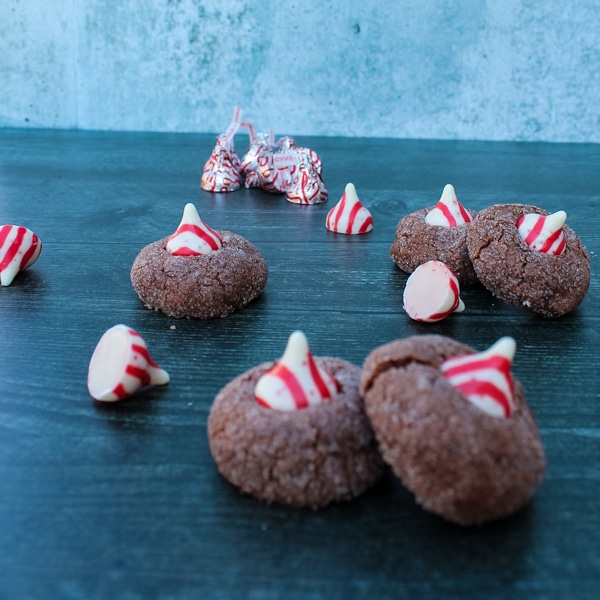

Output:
xmin=201 ymin=106 xmax=243 ymax=193
xmin=285 ymin=154 xmax=328 ymax=205
xmin=256 ymin=137 xmax=324 ymax=199
xmin=255 ymin=139 xmax=296 ymax=193
xmin=240 ymin=122 xmax=274 ymax=189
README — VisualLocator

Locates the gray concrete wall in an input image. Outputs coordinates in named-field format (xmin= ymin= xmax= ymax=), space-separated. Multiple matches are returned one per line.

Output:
xmin=1 ymin=0 xmax=599 ymax=142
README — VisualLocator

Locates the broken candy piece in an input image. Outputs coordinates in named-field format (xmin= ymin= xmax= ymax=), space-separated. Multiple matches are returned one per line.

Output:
xmin=440 ymin=337 xmax=516 ymax=418
xmin=254 ymin=331 xmax=339 ymax=410
xmin=403 ymin=260 xmax=465 ymax=322
xmin=201 ymin=107 xmax=243 ymax=192
xmin=326 ymin=183 xmax=373 ymax=234
xmin=87 ymin=325 xmax=170 ymax=402
xmin=0 ymin=224 xmax=42 ymax=286
xmin=166 ymin=203 xmax=222 ymax=256
xmin=425 ymin=184 xmax=473 ymax=227
xmin=516 ymin=210 xmax=567 ymax=255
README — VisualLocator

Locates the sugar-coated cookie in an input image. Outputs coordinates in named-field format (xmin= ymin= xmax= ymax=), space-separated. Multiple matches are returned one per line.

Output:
xmin=467 ymin=203 xmax=590 ymax=318
xmin=360 ymin=335 xmax=545 ymax=526
xmin=130 ymin=204 xmax=268 ymax=318
xmin=131 ymin=232 xmax=267 ymax=318
xmin=208 ymin=332 xmax=384 ymax=509
xmin=390 ymin=185 xmax=478 ymax=285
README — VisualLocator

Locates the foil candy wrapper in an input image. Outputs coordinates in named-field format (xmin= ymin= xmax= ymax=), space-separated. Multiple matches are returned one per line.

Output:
xmin=240 ymin=122 xmax=273 ymax=189
xmin=202 ymin=109 xmax=328 ymax=202
xmin=255 ymin=138 xmax=327 ymax=202
xmin=201 ymin=107 xmax=243 ymax=192
xmin=258 ymin=141 xmax=298 ymax=193
xmin=285 ymin=150 xmax=328 ymax=205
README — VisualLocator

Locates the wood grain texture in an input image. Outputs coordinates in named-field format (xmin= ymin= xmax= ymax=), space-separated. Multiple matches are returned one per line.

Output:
xmin=0 ymin=129 xmax=598 ymax=599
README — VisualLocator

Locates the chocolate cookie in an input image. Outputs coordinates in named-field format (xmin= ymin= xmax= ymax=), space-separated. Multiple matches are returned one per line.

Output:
xmin=130 ymin=231 xmax=268 ymax=318
xmin=467 ymin=204 xmax=590 ymax=318
xmin=208 ymin=357 xmax=385 ymax=509
xmin=390 ymin=207 xmax=478 ymax=285
xmin=360 ymin=335 xmax=546 ymax=526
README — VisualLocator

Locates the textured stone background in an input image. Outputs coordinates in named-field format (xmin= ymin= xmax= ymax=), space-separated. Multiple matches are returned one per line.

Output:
xmin=1 ymin=0 xmax=599 ymax=142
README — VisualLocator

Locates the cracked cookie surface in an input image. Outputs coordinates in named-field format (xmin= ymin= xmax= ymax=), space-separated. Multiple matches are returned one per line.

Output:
xmin=360 ymin=335 xmax=546 ymax=526
xmin=467 ymin=204 xmax=590 ymax=318
xmin=390 ymin=207 xmax=478 ymax=285
xmin=130 ymin=232 xmax=268 ymax=318
xmin=208 ymin=357 xmax=385 ymax=509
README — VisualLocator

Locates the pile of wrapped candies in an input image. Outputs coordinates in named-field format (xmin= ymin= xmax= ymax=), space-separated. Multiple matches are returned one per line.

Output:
xmin=200 ymin=107 xmax=328 ymax=205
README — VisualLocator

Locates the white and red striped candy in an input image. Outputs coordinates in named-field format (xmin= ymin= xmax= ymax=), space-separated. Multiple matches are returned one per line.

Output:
xmin=326 ymin=183 xmax=373 ymax=234
xmin=516 ymin=210 xmax=566 ymax=255
xmin=166 ymin=203 xmax=222 ymax=256
xmin=403 ymin=260 xmax=465 ymax=322
xmin=285 ymin=153 xmax=328 ymax=205
xmin=425 ymin=184 xmax=473 ymax=227
xmin=87 ymin=325 xmax=170 ymax=402
xmin=440 ymin=337 xmax=516 ymax=418
xmin=254 ymin=331 xmax=339 ymax=411
xmin=0 ymin=224 xmax=42 ymax=286
xmin=201 ymin=107 xmax=243 ymax=192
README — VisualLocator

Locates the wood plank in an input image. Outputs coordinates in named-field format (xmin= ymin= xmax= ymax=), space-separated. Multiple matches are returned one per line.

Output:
xmin=0 ymin=129 xmax=598 ymax=599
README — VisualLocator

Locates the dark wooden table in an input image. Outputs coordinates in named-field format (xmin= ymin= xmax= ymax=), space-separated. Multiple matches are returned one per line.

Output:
xmin=1 ymin=129 xmax=598 ymax=599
